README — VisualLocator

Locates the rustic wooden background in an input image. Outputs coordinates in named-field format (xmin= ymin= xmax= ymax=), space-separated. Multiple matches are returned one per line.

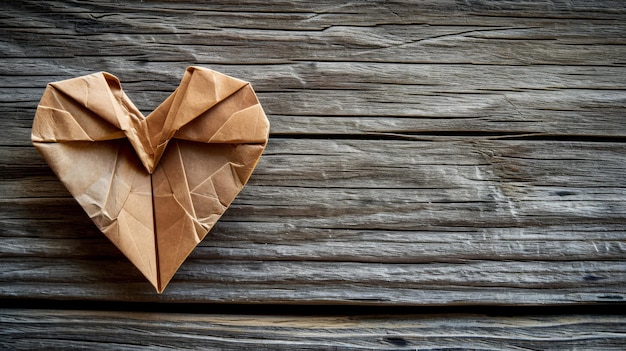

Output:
xmin=1 ymin=0 xmax=625 ymax=349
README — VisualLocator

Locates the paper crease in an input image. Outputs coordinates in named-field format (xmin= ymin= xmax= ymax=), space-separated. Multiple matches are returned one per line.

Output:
xmin=32 ymin=66 xmax=269 ymax=292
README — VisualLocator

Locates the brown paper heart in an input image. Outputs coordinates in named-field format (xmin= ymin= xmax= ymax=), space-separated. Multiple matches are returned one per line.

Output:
xmin=31 ymin=66 xmax=269 ymax=292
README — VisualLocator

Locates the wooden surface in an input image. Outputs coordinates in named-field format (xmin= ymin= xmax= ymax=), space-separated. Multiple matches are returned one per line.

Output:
xmin=1 ymin=0 xmax=625 ymax=349
xmin=2 ymin=308 xmax=625 ymax=350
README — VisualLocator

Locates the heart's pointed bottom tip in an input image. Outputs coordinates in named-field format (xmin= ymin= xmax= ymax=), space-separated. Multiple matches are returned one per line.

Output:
xmin=155 ymin=284 xmax=166 ymax=294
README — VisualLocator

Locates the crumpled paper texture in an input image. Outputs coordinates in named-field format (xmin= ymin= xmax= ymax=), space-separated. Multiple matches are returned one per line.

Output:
xmin=32 ymin=66 xmax=269 ymax=292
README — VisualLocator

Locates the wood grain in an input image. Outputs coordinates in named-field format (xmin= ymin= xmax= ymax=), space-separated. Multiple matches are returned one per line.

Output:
xmin=1 ymin=0 xmax=625 ymax=307
xmin=2 ymin=309 xmax=626 ymax=351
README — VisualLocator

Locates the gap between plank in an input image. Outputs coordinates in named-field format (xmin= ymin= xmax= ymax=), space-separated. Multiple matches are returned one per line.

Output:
xmin=1 ymin=299 xmax=624 ymax=316
xmin=271 ymin=132 xmax=626 ymax=142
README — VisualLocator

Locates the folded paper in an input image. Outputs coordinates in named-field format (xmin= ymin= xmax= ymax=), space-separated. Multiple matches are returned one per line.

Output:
xmin=32 ymin=66 xmax=269 ymax=292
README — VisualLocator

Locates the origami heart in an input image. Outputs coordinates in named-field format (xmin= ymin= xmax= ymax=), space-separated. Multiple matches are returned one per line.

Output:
xmin=32 ymin=66 xmax=269 ymax=292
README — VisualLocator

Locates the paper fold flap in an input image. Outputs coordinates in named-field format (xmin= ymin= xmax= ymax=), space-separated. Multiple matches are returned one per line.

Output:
xmin=32 ymin=66 xmax=269 ymax=292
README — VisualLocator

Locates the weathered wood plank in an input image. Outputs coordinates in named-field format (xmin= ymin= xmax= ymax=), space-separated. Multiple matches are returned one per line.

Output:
xmin=1 ymin=0 xmax=625 ymax=145
xmin=2 ymin=309 xmax=626 ymax=351
xmin=1 ymin=258 xmax=624 ymax=304
xmin=1 ymin=139 xmax=624 ymax=303
xmin=5 ymin=140 xmax=626 ymax=234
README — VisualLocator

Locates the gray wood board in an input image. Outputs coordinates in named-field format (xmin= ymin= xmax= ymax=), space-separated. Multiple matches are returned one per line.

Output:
xmin=2 ymin=139 xmax=624 ymax=304
xmin=2 ymin=1 xmax=626 ymax=143
xmin=2 ymin=309 xmax=626 ymax=351
xmin=0 ymin=1 xmax=625 ymax=305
